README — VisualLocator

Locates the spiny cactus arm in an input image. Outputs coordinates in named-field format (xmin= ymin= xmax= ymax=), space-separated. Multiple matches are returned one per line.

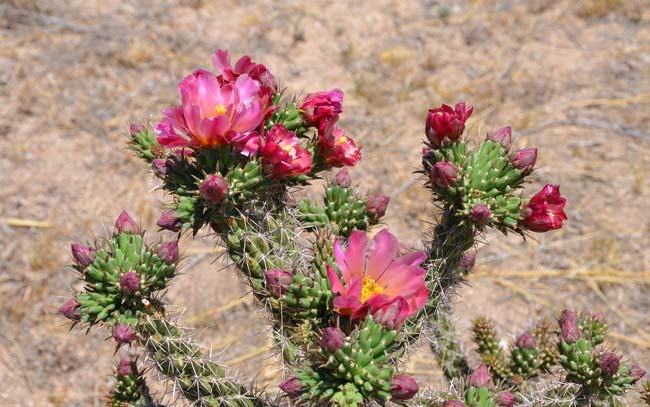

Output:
xmin=139 ymin=315 xmax=272 ymax=407
xmin=107 ymin=359 xmax=164 ymax=407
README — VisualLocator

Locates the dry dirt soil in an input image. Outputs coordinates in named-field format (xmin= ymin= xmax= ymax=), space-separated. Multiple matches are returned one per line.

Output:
xmin=1 ymin=0 xmax=649 ymax=406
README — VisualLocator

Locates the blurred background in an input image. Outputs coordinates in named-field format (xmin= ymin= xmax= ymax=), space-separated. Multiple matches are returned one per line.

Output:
xmin=1 ymin=0 xmax=649 ymax=405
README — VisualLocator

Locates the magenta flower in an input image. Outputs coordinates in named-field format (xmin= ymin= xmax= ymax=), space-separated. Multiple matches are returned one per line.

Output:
xmin=260 ymin=124 xmax=312 ymax=179
xmin=317 ymin=119 xmax=361 ymax=168
xmin=425 ymin=102 xmax=473 ymax=148
xmin=155 ymin=69 xmax=264 ymax=149
xmin=519 ymin=184 xmax=567 ymax=232
xmin=326 ymin=229 xmax=428 ymax=324
xmin=299 ymin=89 xmax=344 ymax=128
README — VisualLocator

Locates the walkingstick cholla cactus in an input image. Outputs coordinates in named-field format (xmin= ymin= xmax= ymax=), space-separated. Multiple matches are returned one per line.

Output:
xmin=60 ymin=49 xmax=646 ymax=407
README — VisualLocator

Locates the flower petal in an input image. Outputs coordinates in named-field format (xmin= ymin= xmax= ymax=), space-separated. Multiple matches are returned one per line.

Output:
xmin=366 ymin=229 xmax=399 ymax=280
xmin=344 ymin=230 xmax=368 ymax=280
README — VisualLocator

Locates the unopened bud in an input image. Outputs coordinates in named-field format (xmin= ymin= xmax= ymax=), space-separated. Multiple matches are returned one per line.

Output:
xmin=630 ymin=365 xmax=646 ymax=380
xmin=152 ymin=159 xmax=169 ymax=178
xmin=366 ymin=195 xmax=389 ymax=221
xmin=468 ymin=363 xmax=492 ymax=387
xmin=279 ymin=376 xmax=303 ymax=397
xmin=157 ymin=210 xmax=182 ymax=232
xmin=460 ymin=251 xmax=476 ymax=272
xmin=157 ymin=241 xmax=179 ymax=264
xmin=487 ymin=126 xmax=512 ymax=150
xmin=129 ymin=123 xmax=145 ymax=137
xmin=515 ymin=331 xmax=537 ymax=349
xmin=471 ymin=204 xmax=491 ymax=225
xmin=119 ymin=271 xmax=141 ymax=293
xmin=559 ymin=309 xmax=581 ymax=343
xmin=332 ymin=168 xmax=351 ymax=188
xmin=264 ymin=269 xmax=293 ymax=297
xmin=390 ymin=374 xmax=418 ymax=400
xmin=117 ymin=359 xmax=133 ymax=376
xmin=591 ymin=312 xmax=607 ymax=323
xmin=113 ymin=323 xmax=137 ymax=345
xmin=599 ymin=352 xmax=620 ymax=376
xmin=430 ymin=162 xmax=458 ymax=188
xmin=59 ymin=298 xmax=81 ymax=321
xmin=114 ymin=211 xmax=140 ymax=234
xmin=71 ymin=243 xmax=96 ymax=268
xmin=199 ymin=174 xmax=229 ymax=203
xmin=511 ymin=147 xmax=537 ymax=175
xmin=443 ymin=401 xmax=467 ymax=407
xmin=321 ymin=327 xmax=345 ymax=352
xmin=497 ymin=391 xmax=516 ymax=407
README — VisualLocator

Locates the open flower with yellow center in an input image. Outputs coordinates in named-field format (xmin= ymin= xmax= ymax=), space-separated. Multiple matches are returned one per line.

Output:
xmin=259 ymin=124 xmax=313 ymax=179
xmin=326 ymin=229 xmax=428 ymax=326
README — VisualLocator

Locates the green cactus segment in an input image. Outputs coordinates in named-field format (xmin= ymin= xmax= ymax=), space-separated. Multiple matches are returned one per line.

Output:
xmin=282 ymin=273 xmax=333 ymax=319
xmin=559 ymin=338 xmax=600 ymax=385
xmin=129 ymin=126 xmax=160 ymax=163
xmin=108 ymin=363 xmax=157 ymax=407
xmin=139 ymin=316 xmax=266 ymax=407
xmin=425 ymin=140 xmax=524 ymax=231
xmin=426 ymin=308 xmax=471 ymax=379
xmin=266 ymin=100 xmax=304 ymax=133
xmin=295 ymin=318 xmax=398 ymax=405
xmin=533 ymin=320 xmax=560 ymax=371
xmin=75 ymin=233 xmax=175 ymax=327
xmin=298 ymin=184 xmax=370 ymax=237
xmin=579 ymin=314 xmax=607 ymax=346
xmin=511 ymin=346 xmax=540 ymax=378
xmin=465 ymin=386 xmax=497 ymax=407
xmin=471 ymin=316 xmax=511 ymax=380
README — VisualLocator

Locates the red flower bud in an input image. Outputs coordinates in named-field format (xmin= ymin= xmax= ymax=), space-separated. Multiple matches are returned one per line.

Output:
xmin=471 ymin=204 xmax=491 ymax=225
xmin=71 ymin=243 xmax=96 ymax=268
xmin=157 ymin=241 xmax=179 ymax=264
xmin=630 ymin=365 xmax=646 ymax=380
xmin=390 ymin=374 xmax=418 ymax=400
xmin=152 ymin=159 xmax=169 ymax=178
xmin=497 ymin=391 xmax=516 ymax=407
xmin=264 ymin=269 xmax=293 ymax=297
xmin=114 ymin=211 xmax=140 ymax=235
xmin=117 ymin=359 xmax=133 ymax=376
xmin=515 ymin=331 xmax=537 ymax=349
xmin=468 ymin=363 xmax=492 ymax=387
xmin=279 ymin=376 xmax=303 ymax=397
xmin=321 ymin=327 xmax=345 ymax=352
xmin=59 ymin=298 xmax=81 ymax=321
xmin=119 ymin=271 xmax=141 ymax=293
xmin=430 ymin=162 xmax=458 ymax=188
xmin=599 ymin=352 xmax=620 ymax=376
xmin=113 ymin=323 xmax=137 ymax=345
xmin=366 ymin=195 xmax=389 ymax=221
xmin=511 ymin=147 xmax=537 ymax=175
xmin=425 ymin=102 xmax=473 ymax=148
xmin=157 ymin=210 xmax=182 ymax=232
xmin=129 ymin=123 xmax=145 ymax=137
xmin=443 ymin=401 xmax=467 ymax=407
xmin=199 ymin=174 xmax=229 ymax=203
xmin=460 ymin=251 xmax=476 ymax=272
xmin=519 ymin=184 xmax=567 ymax=233
xmin=591 ymin=312 xmax=607 ymax=323
xmin=370 ymin=296 xmax=409 ymax=330
xmin=487 ymin=126 xmax=512 ymax=150
xmin=332 ymin=168 xmax=352 ymax=188
xmin=559 ymin=309 xmax=581 ymax=343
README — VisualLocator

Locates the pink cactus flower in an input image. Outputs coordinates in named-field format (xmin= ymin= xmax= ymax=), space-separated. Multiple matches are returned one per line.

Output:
xmin=519 ymin=184 xmax=567 ymax=232
xmin=299 ymin=89 xmax=344 ymax=128
xmin=199 ymin=174 xmax=229 ymax=203
xmin=425 ymin=102 xmax=473 ymax=148
xmin=260 ymin=124 xmax=312 ymax=179
xmin=317 ymin=119 xmax=361 ymax=168
xmin=326 ymin=229 xmax=428 ymax=325
xmin=155 ymin=69 xmax=264 ymax=149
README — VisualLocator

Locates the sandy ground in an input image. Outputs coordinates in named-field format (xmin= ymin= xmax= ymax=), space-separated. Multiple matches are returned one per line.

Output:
xmin=1 ymin=0 xmax=649 ymax=405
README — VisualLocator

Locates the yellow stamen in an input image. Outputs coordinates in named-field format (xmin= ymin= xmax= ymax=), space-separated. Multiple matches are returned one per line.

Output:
xmin=336 ymin=136 xmax=348 ymax=145
xmin=214 ymin=104 xmax=227 ymax=116
xmin=283 ymin=145 xmax=294 ymax=153
xmin=361 ymin=276 xmax=384 ymax=303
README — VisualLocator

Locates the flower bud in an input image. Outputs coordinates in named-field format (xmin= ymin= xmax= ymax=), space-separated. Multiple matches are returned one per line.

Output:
xmin=471 ymin=204 xmax=491 ymax=225
xmin=279 ymin=376 xmax=303 ymax=397
xmin=114 ymin=211 xmax=140 ymax=234
xmin=442 ymin=401 xmax=467 ymax=407
xmin=519 ymin=184 xmax=567 ymax=232
xmin=119 ymin=271 xmax=141 ymax=293
xmin=559 ymin=309 xmax=581 ymax=343
xmin=71 ymin=243 xmax=96 ymax=268
xmin=591 ymin=312 xmax=607 ymax=323
xmin=117 ymin=359 xmax=133 ymax=376
xmin=264 ymin=269 xmax=293 ymax=297
xmin=157 ymin=210 xmax=183 ymax=232
xmin=515 ymin=331 xmax=537 ymax=349
xmin=199 ymin=174 xmax=229 ymax=203
xmin=430 ymin=162 xmax=458 ymax=188
xmin=157 ymin=241 xmax=179 ymax=264
xmin=390 ymin=374 xmax=418 ymax=400
xmin=129 ymin=123 xmax=145 ymax=137
xmin=630 ymin=365 xmax=646 ymax=380
xmin=59 ymin=298 xmax=81 ymax=321
xmin=332 ymin=168 xmax=351 ymax=188
xmin=113 ymin=323 xmax=137 ymax=345
xmin=425 ymin=102 xmax=473 ymax=148
xmin=321 ymin=327 xmax=345 ymax=352
xmin=366 ymin=195 xmax=389 ymax=221
xmin=511 ymin=147 xmax=537 ymax=175
xmin=152 ymin=158 xmax=169 ymax=178
xmin=487 ymin=126 xmax=512 ymax=150
xmin=468 ymin=363 xmax=492 ymax=387
xmin=460 ymin=251 xmax=476 ymax=272
xmin=497 ymin=391 xmax=516 ymax=407
xmin=599 ymin=352 xmax=620 ymax=376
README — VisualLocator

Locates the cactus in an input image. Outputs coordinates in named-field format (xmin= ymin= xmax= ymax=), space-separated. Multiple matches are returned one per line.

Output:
xmin=57 ymin=49 xmax=648 ymax=407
